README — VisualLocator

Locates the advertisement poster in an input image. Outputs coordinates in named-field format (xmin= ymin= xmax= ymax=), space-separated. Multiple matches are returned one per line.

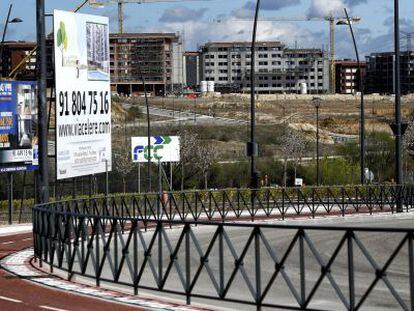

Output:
xmin=54 ymin=10 xmax=111 ymax=180
xmin=131 ymin=136 xmax=180 ymax=163
xmin=0 ymin=81 xmax=38 ymax=173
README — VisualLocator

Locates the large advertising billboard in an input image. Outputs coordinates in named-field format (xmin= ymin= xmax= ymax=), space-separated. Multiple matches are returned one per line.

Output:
xmin=0 ymin=81 xmax=38 ymax=173
xmin=54 ymin=10 xmax=111 ymax=180
xmin=131 ymin=136 xmax=180 ymax=163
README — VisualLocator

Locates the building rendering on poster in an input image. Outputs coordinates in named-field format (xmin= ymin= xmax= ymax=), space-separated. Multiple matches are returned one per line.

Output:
xmin=54 ymin=10 xmax=111 ymax=180
xmin=0 ymin=81 xmax=38 ymax=173
xmin=131 ymin=136 xmax=180 ymax=163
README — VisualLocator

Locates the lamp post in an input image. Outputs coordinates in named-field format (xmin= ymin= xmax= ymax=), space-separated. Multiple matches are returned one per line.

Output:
xmin=312 ymin=97 xmax=321 ymax=186
xmin=248 ymin=0 xmax=261 ymax=189
xmin=0 ymin=4 xmax=23 ymax=77
xmin=338 ymin=8 xmax=365 ymax=185
xmin=394 ymin=0 xmax=403 ymax=212
xmin=36 ymin=0 xmax=49 ymax=204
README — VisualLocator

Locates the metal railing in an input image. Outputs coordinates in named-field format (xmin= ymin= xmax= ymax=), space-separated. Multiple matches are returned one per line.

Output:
xmin=32 ymin=184 xmax=414 ymax=310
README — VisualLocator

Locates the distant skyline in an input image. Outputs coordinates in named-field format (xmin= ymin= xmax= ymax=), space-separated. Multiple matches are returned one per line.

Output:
xmin=1 ymin=0 xmax=414 ymax=58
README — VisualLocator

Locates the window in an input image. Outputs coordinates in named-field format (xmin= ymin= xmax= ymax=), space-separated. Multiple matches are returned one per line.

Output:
xmin=218 ymin=54 xmax=227 ymax=59
xmin=259 ymin=61 xmax=268 ymax=66
xmin=219 ymin=69 xmax=228 ymax=73
xmin=218 ymin=47 xmax=228 ymax=51
xmin=258 ymin=54 xmax=268 ymax=58
xmin=218 ymin=62 xmax=227 ymax=66
xmin=219 ymin=77 xmax=227 ymax=81
xmin=272 ymin=61 xmax=281 ymax=66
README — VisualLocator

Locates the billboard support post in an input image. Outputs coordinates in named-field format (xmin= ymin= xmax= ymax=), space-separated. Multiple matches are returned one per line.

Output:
xmin=157 ymin=159 xmax=161 ymax=219
xmin=105 ymin=159 xmax=109 ymax=199
xmin=36 ymin=0 xmax=49 ymax=204
xmin=138 ymin=164 xmax=141 ymax=193
xmin=8 ymin=172 xmax=13 ymax=225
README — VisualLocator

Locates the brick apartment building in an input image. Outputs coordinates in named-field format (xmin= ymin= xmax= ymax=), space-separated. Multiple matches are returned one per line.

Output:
xmin=335 ymin=60 xmax=366 ymax=94
xmin=109 ymin=32 xmax=184 ymax=96
xmin=0 ymin=41 xmax=37 ymax=79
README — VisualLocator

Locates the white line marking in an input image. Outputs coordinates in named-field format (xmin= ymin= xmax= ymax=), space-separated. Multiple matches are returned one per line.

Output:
xmin=0 ymin=296 xmax=22 ymax=303
xmin=39 ymin=306 xmax=70 ymax=311
xmin=1 ymin=241 xmax=14 ymax=245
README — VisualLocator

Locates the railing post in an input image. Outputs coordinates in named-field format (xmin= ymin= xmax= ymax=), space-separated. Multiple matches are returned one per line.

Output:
xmin=299 ymin=229 xmax=306 ymax=308
xmin=348 ymin=230 xmax=355 ymax=310
xmin=133 ymin=220 xmax=138 ymax=295
xmin=255 ymin=227 xmax=262 ymax=311
xmin=158 ymin=221 xmax=163 ymax=289
xmin=185 ymin=223 xmax=191 ymax=305
xmin=219 ymin=224 xmax=224 ymax=298
xmin=95 ymin=217 xmax=100 ymax=287
xmin=409 ymin=232 xmax=414 ymax=310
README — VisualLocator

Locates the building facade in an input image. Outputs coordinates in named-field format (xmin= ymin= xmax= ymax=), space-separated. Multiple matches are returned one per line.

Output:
xmin=184 ymin=51 xmax=201 ymax=89
xmin=365 ymin=51 xmax=414 ymax=94
xmin=199 ymin=41 xmax=329 ymax=94
xmin=0 ymin=41 xmax=37 ymax=80
xmin=109 ymin=32 xmax=184 ymax=96
xmin=335 ymin=59 xmax=366 ymax=94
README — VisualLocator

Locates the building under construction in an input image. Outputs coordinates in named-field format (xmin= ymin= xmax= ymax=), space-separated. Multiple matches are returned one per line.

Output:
xmin=109 ymin=32 xmax=184 ymax=96
xmin=365 ymin=51 xmax=414 ymax=94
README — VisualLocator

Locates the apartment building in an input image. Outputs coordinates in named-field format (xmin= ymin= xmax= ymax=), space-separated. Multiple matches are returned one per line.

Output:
xmin=335 ymin=60 xmax=366 ymax=94
xmin=184 ymin=51 xmax=201 ymax=89
xmin=200 ymin=41 xmax=329 ymax=94
xmin=365 ymin=51 xmax=414 ymax=94
xmin=0 ymin=41 xmax=37 ymax=79
xmin=109 ymin=33 xmax=184 ymax=96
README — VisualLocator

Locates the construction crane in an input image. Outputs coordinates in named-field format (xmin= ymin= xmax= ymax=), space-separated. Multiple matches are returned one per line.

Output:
xmin=216 ymin=15 xmax=361 ymax=94
xmin=89 ymin=0 xmax=212 ymax=34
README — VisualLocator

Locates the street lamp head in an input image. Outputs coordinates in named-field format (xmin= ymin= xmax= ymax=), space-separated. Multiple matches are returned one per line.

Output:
xmin=312 ymin=97 xmax=322 ymax=108
xmin=9 ymin=17 xmax=23 ymax=24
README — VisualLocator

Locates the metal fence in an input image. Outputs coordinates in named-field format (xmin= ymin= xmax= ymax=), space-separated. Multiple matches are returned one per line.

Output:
xmin=32 ymin=184 xmax=414 ymax=310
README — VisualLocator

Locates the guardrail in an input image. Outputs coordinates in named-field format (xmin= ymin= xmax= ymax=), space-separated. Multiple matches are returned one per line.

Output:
xmin=32 ymin=185 xmax=414 ymax=310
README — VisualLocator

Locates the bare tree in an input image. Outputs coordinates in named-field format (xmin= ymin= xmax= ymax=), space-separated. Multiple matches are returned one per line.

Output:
xmin=113 ymin=139 xmax=133 ymax=193
xmin=280 ymin=126 xmax=306 ymax=186
xmin=177 ymin=128 xmax=199 ymax=190
xmin=195 ymin=142 xmax=218 ymax=189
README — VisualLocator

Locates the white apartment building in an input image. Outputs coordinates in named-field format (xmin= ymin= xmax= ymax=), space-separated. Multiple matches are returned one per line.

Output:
xmin=200 ymin=41 xmax=329 ymax=94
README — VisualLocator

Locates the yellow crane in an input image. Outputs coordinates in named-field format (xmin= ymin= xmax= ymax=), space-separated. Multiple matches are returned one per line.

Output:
xmin=216 ymin=15 xmax=361 ymax=94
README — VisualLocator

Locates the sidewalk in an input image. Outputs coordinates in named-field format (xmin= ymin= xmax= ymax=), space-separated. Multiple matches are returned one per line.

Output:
xmin=0 ymin=224 xmax=32 ymax=237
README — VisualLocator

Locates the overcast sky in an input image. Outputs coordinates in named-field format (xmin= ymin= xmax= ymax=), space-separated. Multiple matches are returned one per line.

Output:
xmin=1 ymin=0 xmax=414 ymax=59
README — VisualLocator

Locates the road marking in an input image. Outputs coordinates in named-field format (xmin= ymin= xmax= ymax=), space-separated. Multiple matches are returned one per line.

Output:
xmin=22 ymin=238 xmax=32 ymax=241
xmin=0 ymin=296 xmax=22 ymax=303
xmin=39 ymin=306 xmax=70 ymax=311
xmin=1 ymin=241 xmax=14 ymax=245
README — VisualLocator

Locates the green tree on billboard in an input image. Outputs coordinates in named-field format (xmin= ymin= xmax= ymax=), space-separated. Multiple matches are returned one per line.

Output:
xmin=56 ymin=21 xmax=68 ymax=66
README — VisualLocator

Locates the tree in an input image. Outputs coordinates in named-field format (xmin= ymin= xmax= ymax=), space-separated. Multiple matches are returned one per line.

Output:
xmin=113 ymin=139 xmax=133 ymax=193
xmin=56 ymin=22 xmax=68 ymax=66
xmin=280 ymin=126 xmax=306 ymax=186
xmin=195 ymin=143 xmax=218 ymax=189
xmin=177 ymin=128 xmax=199 ymax=190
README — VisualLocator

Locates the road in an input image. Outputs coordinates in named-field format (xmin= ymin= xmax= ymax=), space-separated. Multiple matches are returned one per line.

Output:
xmin=111 ymin=214 xmax=413 ymax=310
xmin=0 ymin=231 xmax=140 ymax=311
xmin=128 ymin=104 xmax=249 ymax=126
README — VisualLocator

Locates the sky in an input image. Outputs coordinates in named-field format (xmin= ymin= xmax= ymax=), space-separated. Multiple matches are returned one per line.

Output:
xmin=1 ymin=0 xmax=414 ymax=59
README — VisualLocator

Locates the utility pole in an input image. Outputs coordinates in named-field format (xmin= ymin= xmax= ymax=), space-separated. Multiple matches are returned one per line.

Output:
xmin=118 ymin=0 xmax=123 ymax=34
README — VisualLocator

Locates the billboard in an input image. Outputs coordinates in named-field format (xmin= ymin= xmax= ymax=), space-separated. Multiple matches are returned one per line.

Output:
xmin=0 ymin=81 xmax=38 ymax=173
xmin=54 ymin=10 xmax=111 ymax=180
xmin=131 ymin=136 xmax=180 ymax=163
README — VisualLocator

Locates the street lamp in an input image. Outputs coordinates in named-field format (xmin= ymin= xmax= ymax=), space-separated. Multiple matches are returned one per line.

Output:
xmin=1 ymin=4 xmax=23 ymax=77
xmin=247 ymin=0 xmax=261 ymax=189
xmin=312 ymin=97 xmax=321 ymax=186
xmin=337 ymin=8 xmax=365 ymax=185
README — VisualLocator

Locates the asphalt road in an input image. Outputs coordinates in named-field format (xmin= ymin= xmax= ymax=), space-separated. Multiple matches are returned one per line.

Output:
xmin=108 ymin=214 xmax=414 ymax=311
xmin=0 ymin=232 xmax=141 ymax=311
